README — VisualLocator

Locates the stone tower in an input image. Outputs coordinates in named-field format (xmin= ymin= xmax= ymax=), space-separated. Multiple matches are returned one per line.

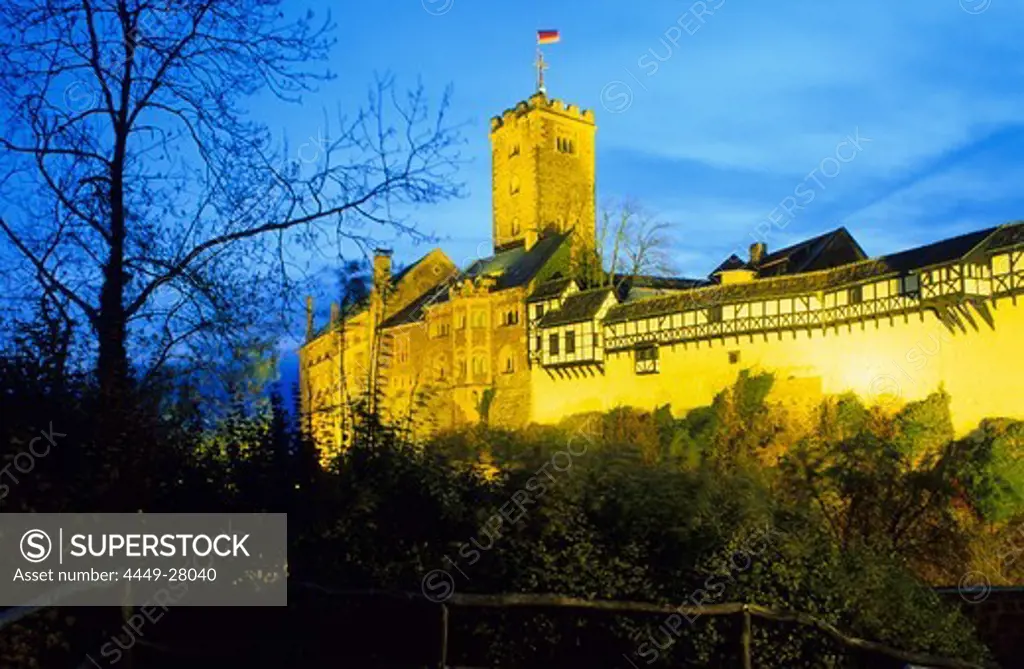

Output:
xmin=489 ymin=92 xmax=596 ymax=254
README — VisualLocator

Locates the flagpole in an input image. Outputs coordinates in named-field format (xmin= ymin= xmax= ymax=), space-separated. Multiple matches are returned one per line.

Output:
xmin=536 ymin=45 xmax=545 ymax=94
xmin=535 ymin=30 xmax=557 ymax=94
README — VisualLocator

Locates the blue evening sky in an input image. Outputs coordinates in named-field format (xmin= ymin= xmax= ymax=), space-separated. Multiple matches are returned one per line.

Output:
xmin=269 ymin=0 xmax=1024 ymax=283
xmin=248 ymin=0 xmax=1024 ymax=380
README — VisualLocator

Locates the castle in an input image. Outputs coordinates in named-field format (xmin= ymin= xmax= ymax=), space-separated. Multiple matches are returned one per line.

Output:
xmin=299 ymin=89 xmax=1024 ymax=464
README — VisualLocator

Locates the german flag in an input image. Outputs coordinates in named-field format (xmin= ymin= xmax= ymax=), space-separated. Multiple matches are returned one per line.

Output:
xmin=537 ymin=29 xmax=560 ymax=45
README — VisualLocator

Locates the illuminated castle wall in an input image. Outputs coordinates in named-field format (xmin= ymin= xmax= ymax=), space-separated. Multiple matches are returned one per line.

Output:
xmin=300 ymin=89 xmax=1024 ymax=463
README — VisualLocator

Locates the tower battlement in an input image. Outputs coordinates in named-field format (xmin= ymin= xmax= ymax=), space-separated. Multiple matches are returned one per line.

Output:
xmin=488 ymin=90 xmax=597 ymax=254
xmin=490 ymin=93 xmax=595 ymax=133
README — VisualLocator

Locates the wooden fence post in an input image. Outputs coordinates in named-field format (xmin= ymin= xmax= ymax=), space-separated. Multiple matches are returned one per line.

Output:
xmin=438 ymin=603 xmax=449 ymax=669
xmin=740 ymin=603 xmax=752 ymax=669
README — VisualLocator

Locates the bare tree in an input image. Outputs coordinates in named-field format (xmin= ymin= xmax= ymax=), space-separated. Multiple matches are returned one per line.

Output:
xmin=583 ymin=199 xmax=674 ymax=290
xmin=0 ymin=0 xmax=463 ymax=409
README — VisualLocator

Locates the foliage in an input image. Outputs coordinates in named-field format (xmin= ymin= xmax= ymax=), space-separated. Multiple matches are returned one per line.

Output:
xmin=293 ymin=392 xmax=996 ymax=666
xmin=778 ymin=390 xmax=1024 ymax=584
xmin=0 ymin=351 xmax=1016 ymax=666
xmin=476 ymin=385 xmax=497 ymax=424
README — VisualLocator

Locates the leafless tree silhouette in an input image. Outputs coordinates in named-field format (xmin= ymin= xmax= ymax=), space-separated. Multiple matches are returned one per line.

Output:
xmin=0 ymin=0 xmax=464 ymax=409
xmin=589 ymin=199 xmax=674 ymax=290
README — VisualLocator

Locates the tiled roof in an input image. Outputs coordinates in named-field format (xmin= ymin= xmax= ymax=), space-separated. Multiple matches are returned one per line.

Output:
xmin=380 ymin=275 xmax=456 ymax=328
xmin=309 ymin=253 xmax=440 ymax=338
xmin=381 ymin=233 xmax=570 ymax=327
xmin=615 ymin=274 xmax=707 ymax=290
xmin=605 ymin=261 xmax=888 ymax=324
xmin=538 ymin=288 xmax=615 ymax=327
xmin=710 ymin=254 xmax=751 ymax=275
xmin=981 ymin=221 xmax=1024 ymax=252
xmin=464 ymin=233 xmax=567 ymax=289
xmin=527 ymin=276 xmax=575 ymax=302
xmin=605 ymin=223 xmax=1020 ymax=325
xmin=881 ymin=227 xmax=996 ymax=273
xmin=725 ymin=227 xmax=868 ymax=279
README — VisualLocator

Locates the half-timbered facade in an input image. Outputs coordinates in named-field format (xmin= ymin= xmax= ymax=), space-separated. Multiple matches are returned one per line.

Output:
xmin=529 ymin=223 xmax=1024 ymax=432
xmin=301 ymin=84 xmax=1024 ymax=465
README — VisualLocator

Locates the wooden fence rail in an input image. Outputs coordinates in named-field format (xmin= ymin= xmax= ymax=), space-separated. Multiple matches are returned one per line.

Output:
xmin=0 ymin=583 xmax=993 ymax=668
xmin=290 ymin=584 xmax=991 ymax=669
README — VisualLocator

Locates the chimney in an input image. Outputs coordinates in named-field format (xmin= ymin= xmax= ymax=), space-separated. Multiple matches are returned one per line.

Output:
xmin=749 ymin=242 xmax=767 ymax=265
xmin=373 ymin=248 xmax=393 ymax=289
xmin=305 ymin=295 xmax=314 ymax=341
xmin=370 ymin=248 xmax=393 ymax=321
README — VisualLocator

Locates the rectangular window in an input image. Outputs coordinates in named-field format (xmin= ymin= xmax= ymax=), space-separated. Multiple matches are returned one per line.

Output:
xmin=849 ymin=285 xmax=863 ymax=304
xmin=728 ymin=350 xmax=740 ymax=365
xmin=549 ymin=333 xmax=559 ymax=355
xmin=707 ymin=305 xmax=723 ymax=323
xmin=535 ymin=335 xmax=542 ymax=352
xmin=535 ymin=304 xmax=545 ymax=319
xmin=634 ymin=345 xmax=659 ymax=375
xmin=566 ymin=331 xmax=576 ymax=354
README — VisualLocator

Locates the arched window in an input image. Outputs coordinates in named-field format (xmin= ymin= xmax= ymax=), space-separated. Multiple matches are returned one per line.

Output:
xmin=472 ymin=355 xmax=487 ymax=376
xmin=510 ymin=175 xmax=520 ymax=195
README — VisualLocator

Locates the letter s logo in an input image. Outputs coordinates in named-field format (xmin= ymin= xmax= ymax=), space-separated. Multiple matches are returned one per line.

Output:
xmin=20 ymin=529 xmax=52 ymax=563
